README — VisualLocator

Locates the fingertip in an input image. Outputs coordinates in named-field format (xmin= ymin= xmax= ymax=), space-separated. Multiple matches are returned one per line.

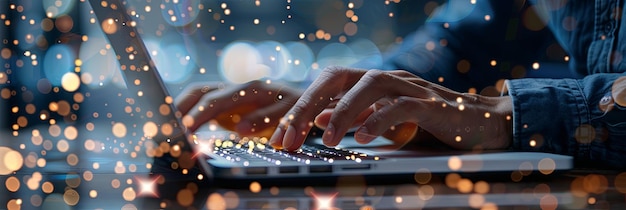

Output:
xmin=283 ymin=125 xmax=298 ymax=151
xmin=269 ymin=126 xmax=285 ymax=149
xmin=322 ymin=124 xmax=336 ymax=146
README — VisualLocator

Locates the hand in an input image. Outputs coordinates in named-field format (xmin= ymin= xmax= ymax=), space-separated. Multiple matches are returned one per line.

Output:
xmin=176 ymin=80 xmax=302 ymax=138
xmin=269 ymin=66 xmax=513 ymax=151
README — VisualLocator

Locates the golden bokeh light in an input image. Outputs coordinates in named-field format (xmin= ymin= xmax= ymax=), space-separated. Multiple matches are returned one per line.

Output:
xmin=447 ymin=156 xmax=462 ymax=171
xmin=177 ymin=189 xmax=194 ymax=207
xmin=122 ymin=187 xmax=136 ymax=201
xmin=538 ymin=158 xmax=556 ymax=175
xmin=414 ymin=168 xmax=432 ymax=184
xmin=102 ymin=18 xmax=118 ymax=34
xmin=64 ymin=189 xmax=80 ymax=206
xmin=206 ymin=193 xmax=227 ymax=210
xmin=143 ymin=121 xmax=158 ymax=138
xmin=112 ymin=122 xmax=128 ymax=138
xmin=457 ymin=178 xmax=473 ymax=193
xmin=0 ymin=147 xmax=24 ymax=175
xmin=42 ymin=181 xmax=54 ymax=194
xmin=249 ymin=181 xmax=262 ymax=193
xmin=612 ymin=76 xmax=626 ymax=107
xmin=61 ymin=72 xmax=81 ymax=92
xmin=5 ymin=176 xmax=20 ymax=192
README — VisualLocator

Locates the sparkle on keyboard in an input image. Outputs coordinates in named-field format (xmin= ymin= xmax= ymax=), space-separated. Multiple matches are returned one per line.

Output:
xmin=210 ymin=137 xmax=381 ymax=166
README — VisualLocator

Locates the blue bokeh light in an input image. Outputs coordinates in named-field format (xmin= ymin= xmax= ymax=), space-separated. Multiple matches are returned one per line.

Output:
xmin=43 ymin=44 xmax=75 ymax=86
xmin=255 ymin=41 xmax=291 ymax=80
xmin=144 ymin=40 xmax=195 ymax=84
xmin=42 ymin=0 xmax=76 ymax=18
xmin=161 ymin=0 xmax=201 ymax=27
xmin=284 ymin=41 xmax=314 ymax=82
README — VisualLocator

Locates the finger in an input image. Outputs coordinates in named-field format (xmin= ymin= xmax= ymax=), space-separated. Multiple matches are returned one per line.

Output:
xmin=235 ymin=102 xmax=291 ymax=137
xmin=184 ymin=88 xmax=238 ymax=131
xmin=314 ymin=106 xmax=375 ymax=130
xmin=175 ymin=82 xmax=220 ymax=115
xmin=270 ymin=67 xmax=366 ymax=151
xmin=324 ymin=70 xmax=429 ymax=146
xmin=355 ymin=96 xmax=431 ymax=144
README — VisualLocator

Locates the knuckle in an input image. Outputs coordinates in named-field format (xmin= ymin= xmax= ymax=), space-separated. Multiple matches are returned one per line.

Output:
xmin=362 ymin=69 xmax=390 ymax=84
xmin=288 ymin=101 xmax=310 ymax=121
xmin=333 ymin=99 xmax=352 ymax=115
xmin=322 ymin=66 xmax=346 ymax=74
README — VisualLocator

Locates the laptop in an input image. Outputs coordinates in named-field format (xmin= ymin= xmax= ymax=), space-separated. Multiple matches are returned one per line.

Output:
xmin=88 ymin=0 xmax=572 ymax=181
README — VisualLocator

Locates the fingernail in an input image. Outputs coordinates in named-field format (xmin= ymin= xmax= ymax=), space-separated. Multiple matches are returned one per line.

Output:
xmin=355 ymin=127 xmax=376 ymax=143
xmin=283 ymin=125 xmax=297 ymax=149
xmin=322 ymin=124 xmax=335 ymax=146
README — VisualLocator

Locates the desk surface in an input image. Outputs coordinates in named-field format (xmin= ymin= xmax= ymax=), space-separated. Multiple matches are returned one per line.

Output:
xmin=1 ymin=125 xmax=625 ymax=210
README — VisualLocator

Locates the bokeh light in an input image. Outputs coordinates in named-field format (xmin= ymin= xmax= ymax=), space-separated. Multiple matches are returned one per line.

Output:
xmin=145 ymin=40 xmax=195 ymax=84
xmin=160 ymin=0 xmax=201 ymax=27
xmin=43 ymin=0 xmax=77 ymax=18
xmin=255 ymin=41 xmax=291 ymax=80
xmin=612 ymin=76 xmax=626 ymax=106
xmin=0 ymin=147 xmax=24 ymax=175
xmin=78 ymin=36 xmax=125 ymax=88
xmin=218 ymin=41 xmax=269 ymax=84
xmin=43 ymin=44 xmax=75 ymax=86
xmin=316 ymin=43 xmax=357 ymax=70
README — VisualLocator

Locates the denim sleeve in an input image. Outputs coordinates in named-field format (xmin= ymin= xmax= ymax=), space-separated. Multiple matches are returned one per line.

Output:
xmin=506 ymin=73 xmax=626 ymax=168
xmin=365 ymin=0 xmax=556 ymax=93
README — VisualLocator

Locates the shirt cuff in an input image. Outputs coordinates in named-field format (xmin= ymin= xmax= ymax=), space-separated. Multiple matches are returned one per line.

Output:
xmin=505 ymin=78 xmax=588 ymax=157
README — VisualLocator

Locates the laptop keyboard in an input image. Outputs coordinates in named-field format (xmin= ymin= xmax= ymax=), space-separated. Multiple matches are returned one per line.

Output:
xmin=209 ymin=137 xmax=381 ymax=166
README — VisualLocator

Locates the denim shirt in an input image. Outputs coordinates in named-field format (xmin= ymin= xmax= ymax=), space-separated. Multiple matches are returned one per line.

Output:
xmin=375 ymin=0 xmax=626 ymax=168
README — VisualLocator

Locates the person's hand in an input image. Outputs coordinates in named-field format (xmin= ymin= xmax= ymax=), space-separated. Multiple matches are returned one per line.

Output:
xmin=269 ymin=66 xmax=513 ymax=151
xmin=176 ymin=80 xmax=302 ymax=138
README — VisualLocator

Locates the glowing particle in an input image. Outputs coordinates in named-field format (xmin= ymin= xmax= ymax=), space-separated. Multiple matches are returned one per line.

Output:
xmin=457 ymin=178 xmax=473 ymax=193
xmin=253 ymin=18 xmax=259 ymax=24
xmin=63 ymin=189 xmax=80 ymax=206
xmin=532 ymin=62 xmax=540 ymax=70
xmin=455 ymin=136 xmax=462 ymax=142
xmin=112 ymin=123 xmax=127 ymax=138
xmin=530 ymin=140 xmax=537 ymax=147
xmin=206 ymin=193 xmax=226 ymax=210
xmin=484 ymin=15 xmax=491 ymax=21
xmin=89 ymin=190 xmax=98 ymax=198
xmin=61 ymin=72 xmax=80 ymax=92
xmin=0 ymin=147 xmax=24 ymax=175
xmin=5 ymin=176 xmax=20 ymax=192
xmin=249 ymin=181 xmax=261 ymax=193
xmin=448 ymin=156 xmax=462 ymax=171
xmin=101 ymin=18 xmax=118 ymax=34
xmin=490 ymin=60 xmax=497 ymax=66
xmin=122 ymin=187 xmax=136 ymax=201
xmin=474 ymin=181 xmax=489 ymax=194
xmin=484 ymin=112 xmax=491 ymax=118
xmin=538 ymin=158 xmax=556 ymax=175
